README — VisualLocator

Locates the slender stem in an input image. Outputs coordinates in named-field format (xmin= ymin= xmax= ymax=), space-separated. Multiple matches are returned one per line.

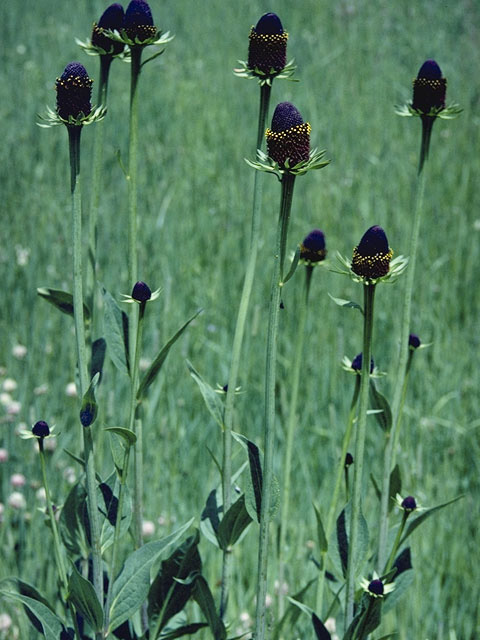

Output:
xmin=277 ymin=266 xmax=312 ymax=619
xmin=384 ymin=512 xmax=408 ymax=575
xmin=316 ymin=376 xmax=360 ymax=617
xmin=128 ymin=47 xmax=141 ymax=289
xmin=87 ymin=55 xmax=112 ymax=319
xmin=68 ymin=126 xmax=104 ymax=615
xmin=345 ymin=284 xmax=376 ymax=629
xmin=220 ymin=82 xmax=271 ymax=620
xmin=254 ymin=172 xmax=296 ymax=640
xmin=376 ymin=117 xmax=433 ymax=572
xmin=391 ymin=351 xmax=414 ymax=466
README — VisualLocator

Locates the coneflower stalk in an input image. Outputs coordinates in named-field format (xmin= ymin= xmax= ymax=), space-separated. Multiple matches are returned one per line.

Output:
xmin=344 ymin=226 xmax=393 ymax=629
xmin=278 ymin=229 xmax=327 ymax=618
xmin=55 ymin=62 xmax=104 ymax=616
xmin=254 ymin=102 xmax=312 ymax=640
xmin=377 ymin=59 xmax=456 ymax=571
xmin=87 ymin=3 xmax=125 ymax=315
xmin=221 ymin=12 xmax=287 ymax=619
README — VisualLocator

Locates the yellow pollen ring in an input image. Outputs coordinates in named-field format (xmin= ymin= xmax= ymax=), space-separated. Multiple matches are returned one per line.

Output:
xmin=265 ymin=122 xmax=311 ymax=140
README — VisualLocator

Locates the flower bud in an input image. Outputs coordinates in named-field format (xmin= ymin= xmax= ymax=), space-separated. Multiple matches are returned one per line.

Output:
xmin=344 ymin=452 xmax=354 ymax=467
xmin=300 ymin=229 xmax=327 ymax=264
xmin=266 ymin=102 xmax=311 ymax=169
xmin=91 ymin=3 xmax=125 ymax=55
xmin=131 ymin=281 xmax=152 ymax=302
xmin=80 ymin=403 xmax=96 ymax=427
xmin=351 ymin=353 xmax=374 ymax=374
xmin=351 ymin=225 xmax=393 ymax=280
xmin=401 ymin=495 xmax=417 ymax=512
xmin=56 ymin=62 xmax=93 ymax=121
xmin=124 ymin=0 xmax=157 ymax=42
xmin=32 ymin=420 xmax=50 ymax=438
xmin=408 ymin=333 xmax=421 ymax=349
xmin=247 ymin=13 xmax=288 ymax=75
xmin=412 ymin=59 xmax=446 ymax=114
xmin=367 ymin=579 xmax=384 ymax=596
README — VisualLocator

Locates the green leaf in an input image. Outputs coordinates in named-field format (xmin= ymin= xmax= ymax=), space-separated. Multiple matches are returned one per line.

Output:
xmin=313 ymin=503 xmax=328 ymax=553
xmin=345 ymin=596 xmax=382 ymax=640
xmin=331 ymin=501 xmax=369 ymax=579
xmin=369 ymin=380 xmax=392 ymax=432
xmin=97 ymin=470 xmax=132 ymax=554
xmin=232 ymin=433 xmax=263 ymax=522
xmin=80 ymin=372 xmax=100 ymax=427
xmin=273 ymin=579 xmax=316 ymax=640
xmin=102 ymin=286 xmax=129 ymax=376
xmin=104 ymin=426 xmax=137 ymax=446
xmin=108 ymin=518 xmax=194 ymax=632
xmin=312 ymin=613 xmax=332 ymax=640
xmin=217 ymin=494 xmax=252 ymax=550
xmin=370 ymin=473 xmax=381 ymax=501
xmin=91 ymin=337 xmax=107 ymax=380
xmin=400 ymin=495 xmax=464 ymax=545
xmin=68 ymin=562 xmax=103 ymax=631
xmin=158 ymin=622 xmax=208 ymax=639
xmin=186 ymin=360 xmax=225 ymax=429
xmin=200 ymin=487 xmax=221 ymax=548
xmin=59 ymin=479 xmax=89 ymax=557
xmin=148 ymin=531 xmax=202 ymax=633
xmin=388 ymin=465 xmax=402 ymax=513
xmin=37 ymin=287 xmax=90 ymax=320
xmin=0 ymin=579 xmax=54 ymax=634
xmin=328 ymin=293 xmax=363 ymax=314
xmin=0 ymin=591 xmax=65 ymax=640
xmin=282 ymin=245 xmax=300 ymax=285
xmin=383 ymin=568 xmax=414 ymax=614
xmin=191 ymin=575 xmax=227 ymax=640
xmin=138 ymin=310 xmax=202 ymax=401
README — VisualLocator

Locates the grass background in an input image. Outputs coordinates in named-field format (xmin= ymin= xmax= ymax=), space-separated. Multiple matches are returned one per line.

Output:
xmin=1 ymin=0 xmax=479 ymax=638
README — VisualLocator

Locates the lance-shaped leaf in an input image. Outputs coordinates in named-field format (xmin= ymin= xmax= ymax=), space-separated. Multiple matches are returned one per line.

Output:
xmin=331 ymin=501 xmax=369 ymax=579
xmin=312 ymin=613 xmax=332 ymax=640
xmin=187 ymin=361 xmax=225 ymax=430
xmin=37 ymin=287 xmax=91 ymax=320
xmin=0 ymin=591 xmax=65 ymax=640
xmin=0 ymin=579 xmax=54 ymax=635
xmin=369 ymin=380 xmax=392 ymax=432
xmin=68 ymin=563 xmax=103 ymax=631
xmin=273 ymin=579 xmax=316 ymax=640
xmin=344 ymin=596 xmax=382 ymax=640
xmin=59 ymin=479 xmax=89 ymax=557
xmin=138 ymin=310 xmax=202 ymax=401
xmin=91 ymin=337 xmax=106 ymax=380
xmin=108 ymin=518 xmax=194 ymax=632
xmin=156 ymin=622 xmax=208 ymax=639
xmin=97 ymin=470 xmax=132 ymax=554
xmin=80 ymin=372 xmax=100 ymax=427
xmin=102 ymin=286 xmax=129 ymax=376
xmin=191 ymin=575 xmax=227 ymax=640
xmin=313 ymin=503 xmax=328 ymax=553
xmin=328 ymin=293 xmax=363 ymax=314
xmin=232 ymin=433 xmax=263 ymax=522
xmin=400 ymin=495 xmax=464 ymax=545
xmin=388 ymin=465 xmax=402 ymax=513
xmin=217 ymin=494 xmax=252 ymax=550
xmin=282 ymin=244 xmax=300 ymax=284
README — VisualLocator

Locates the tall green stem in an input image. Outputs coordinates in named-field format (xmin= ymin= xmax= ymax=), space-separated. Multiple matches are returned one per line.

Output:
xmin=345 ymin=284 xmax=376 ymax=629
xmin=68 ymin=127 xmax=104 ymax=615
xmin=384 ymin=511 xmax=408 ymax=575
xmin=376 ymin=117 xmax=433 ymax=572
xmin=254 ymin=172 xmax=296 ymax=640
xmin=316 ymin=376 xmax=360 ymax=617
xmin=220 ymin=83 xmax=271 ymax=620
xmin=277 ymin=265 xmax=312 ymax=619
xmin=87 ymin=55 xmax=112 ymax=317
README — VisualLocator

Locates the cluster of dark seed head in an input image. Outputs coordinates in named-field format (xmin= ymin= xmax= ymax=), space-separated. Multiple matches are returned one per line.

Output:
xmin=91 ymin=3 xmax=125 ymax=54
xmin=351 ymin=225 xmax=393 ymax=280
xmin=124 ymin=0 xmax=157 ymax=42
xmin=300 ymin=229 xmax=327 ymax=264
xmin=248 ymin=12 xmax=288 ymax=74
xmin=56 ymin=62 xmax=93 ymax=120
xmin=412 ymin=59 xmax=446 ymax=114
xmin=266 ymin=102 xmax=311 ymax=168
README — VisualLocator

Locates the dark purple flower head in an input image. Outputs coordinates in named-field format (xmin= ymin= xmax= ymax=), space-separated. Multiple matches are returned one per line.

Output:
xmin=131 ymin=281 xmax=152 ymax=302
xmin=266 ymin=102 xmax=311 ymax=168
xmin=80 ymin=404 xmax=96 ymax=427
xmin=412 ymin=59 xmax=446 ymax=114
xmin=401 ymin=496 xmax=417 ymax=512
xmin=408 ymin=333 xmax=421 ymax=349
xmin=91 ymin=3 xmax=125 ymax=55
xmin=124 ymin=0 xmax=157 ymax=42
xmin=351 ymin=225 xmax=393 ymax=280
xmin=248 ymin=12 xmax=287 ymax=75
xmin=300 ymin=229 xmax=327 ymax=264
xmin=56 ymin=62 xmax=93 ymax=121
xmin=345 ymin=452 xmax=354 ymax=467
xmin=32 ymin=420 xmax=50 ymax=438
xmin=368 ymin=579 xmax=384 ymax=596
xmin=351 ymin=353 xmax=374 ymax=374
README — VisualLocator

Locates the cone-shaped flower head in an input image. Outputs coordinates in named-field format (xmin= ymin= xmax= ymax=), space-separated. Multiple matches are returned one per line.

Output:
xmin=266 ymin=102 xmax=311 ymax=169
xmin=131 ymin=280 xmax=152 ymax=302
xmin=401 ymin=495 xmax=417 ymax=512
xmin=91 ymin=3 xmax=125 ymax=55
xmin=351 ymin=353 xmax=374 ymax=374
xmin=352 ymin=225 xmax=393 ymax=280
xmin=368 ymin=579 xmax=384 ymax=596
xmin=56 ymin=62 xmax=93 ymax=121
xmin=300 ymin=229 xmax=327 ymax=264
xmin=124 ymin=0 xmax=157 ymax=42
xmin=248 ymin=12 xmax=288 ymax=75
xmin=409 ymin=333 xmax=421 ymax=349
xmin=412 ymin=59 xmax=446 ymax=114
xmin=32 ymin=420 xmax=50 ymax=438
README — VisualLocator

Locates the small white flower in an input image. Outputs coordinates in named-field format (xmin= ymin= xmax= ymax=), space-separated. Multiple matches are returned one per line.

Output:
xmin=10 ymin=473 xmax=26 ymax=488
xmin=65 ymin=382 xmax=78 ymax=397
xmin=8 ymin=492 xmax=26 ymax=510
xmin=36 ymin=487 xmax=47 ymax=501
xmin=7 ymin=400 xmax=21 ymax=416
xmin=142 ymin=520 xmax=155 ymax=537
xmin=0 ymin=449 xmax=8 ymax=463
xmin=34 ymin=383 xmax=49 ymax=396
xmin=0 ymin=613 xmax=12 ymax=632
xmin=2 ymin=378 xmax=17 ymax=392
xmin=12 ymin=344 xmax=27 ymax=359
xmin=359 ymin=571 xmax=395 ymax=598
